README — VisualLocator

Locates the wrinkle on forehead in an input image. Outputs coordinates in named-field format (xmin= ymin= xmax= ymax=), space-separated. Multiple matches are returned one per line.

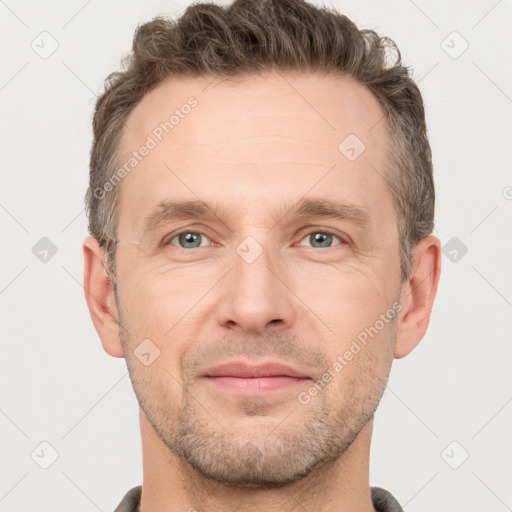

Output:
xmin=121 ymin=71 xmax=388 ymax=156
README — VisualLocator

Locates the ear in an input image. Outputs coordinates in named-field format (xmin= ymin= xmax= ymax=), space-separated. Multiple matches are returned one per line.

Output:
xmin=82 ymin=236 xmax=124 ymax=358
xmin=394 ymin=235 xmax=442 ymax=359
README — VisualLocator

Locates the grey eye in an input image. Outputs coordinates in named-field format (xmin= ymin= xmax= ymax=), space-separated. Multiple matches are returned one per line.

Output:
xmin=170 ymin=232 xmax=209 ymax=249
xmin=300 ymin=231 xmax=343 ymax=248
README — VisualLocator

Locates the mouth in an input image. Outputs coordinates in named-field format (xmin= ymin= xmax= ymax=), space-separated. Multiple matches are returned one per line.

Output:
xmin=201 ymin=361 xmax=312 ymax=394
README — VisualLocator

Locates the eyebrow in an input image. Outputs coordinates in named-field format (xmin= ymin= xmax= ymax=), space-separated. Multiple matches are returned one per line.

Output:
xmin=141 ymin=197 xmax=371 ymax=236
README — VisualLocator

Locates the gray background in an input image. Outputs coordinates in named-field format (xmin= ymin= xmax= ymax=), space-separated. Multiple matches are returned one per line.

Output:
xmin=1 ymin=0 xmax=511 ymax=510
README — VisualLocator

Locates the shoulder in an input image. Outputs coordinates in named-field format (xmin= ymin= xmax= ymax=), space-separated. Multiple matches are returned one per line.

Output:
xmin=113 ymin=485 xmax=142 ymax=512
xmin=371 ymin=486 xmax=404 ymax=512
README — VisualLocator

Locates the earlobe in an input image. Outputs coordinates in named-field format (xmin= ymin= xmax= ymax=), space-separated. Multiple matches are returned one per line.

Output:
xmin=394 ymin=235 xmax=442 ymax=359
xmin=82 ymin=236 xmax=124 ymax=358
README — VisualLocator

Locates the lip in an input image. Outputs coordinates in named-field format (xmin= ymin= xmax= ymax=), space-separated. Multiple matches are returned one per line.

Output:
xmin=202 ymin=361 xmax=310 ymax=379
xmin=201 ymin=361 xmax=311 ymax=394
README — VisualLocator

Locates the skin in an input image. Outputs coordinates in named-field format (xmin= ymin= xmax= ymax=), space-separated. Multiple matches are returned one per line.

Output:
xmin=83 ymin=71 xmax=441 ymax=512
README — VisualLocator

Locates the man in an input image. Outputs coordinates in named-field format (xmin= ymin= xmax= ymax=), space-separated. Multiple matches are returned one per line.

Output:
xmin=83 ymin=0 xmax=441 ymax=510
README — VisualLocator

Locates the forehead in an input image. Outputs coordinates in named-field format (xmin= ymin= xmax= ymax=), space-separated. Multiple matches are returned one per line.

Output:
xmin=122 ymin=72 xmax=386 ymax=151
xmin=116 ymin=71 xmax=393 ymax=238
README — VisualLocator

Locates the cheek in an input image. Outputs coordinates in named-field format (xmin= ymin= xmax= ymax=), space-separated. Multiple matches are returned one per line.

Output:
xmin=290 ymin=259 xmax=392 ymax=341
xmin=117 ymin=262 xmax=216 ymax=376
xmin=290 ymin=260 xmax=398 ymax=390
xmin=318 ymin=309 xmax=396 ymax=411
xmin=117 ymin=253 xmax=199 ymax=332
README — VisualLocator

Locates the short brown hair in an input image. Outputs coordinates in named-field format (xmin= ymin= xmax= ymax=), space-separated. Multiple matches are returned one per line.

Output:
xmin=85 ymin=0 xmax=434 ymax=287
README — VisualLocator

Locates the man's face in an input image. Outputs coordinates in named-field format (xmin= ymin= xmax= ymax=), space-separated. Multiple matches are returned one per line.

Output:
xmin=114 ymin=72 xmax=402 ymax=487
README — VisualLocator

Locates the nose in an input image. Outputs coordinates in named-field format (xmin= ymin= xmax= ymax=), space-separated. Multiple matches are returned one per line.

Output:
xmin=215 ymin=239 xmax=297 ymax=334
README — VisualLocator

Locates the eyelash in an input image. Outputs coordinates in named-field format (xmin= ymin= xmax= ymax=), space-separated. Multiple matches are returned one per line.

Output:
xmin=163 ymin=228 xmax=348 ymax=250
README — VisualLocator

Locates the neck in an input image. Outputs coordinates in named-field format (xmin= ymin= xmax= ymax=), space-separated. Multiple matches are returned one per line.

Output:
xmin=138 ymin=409 xmax=377 ymax=512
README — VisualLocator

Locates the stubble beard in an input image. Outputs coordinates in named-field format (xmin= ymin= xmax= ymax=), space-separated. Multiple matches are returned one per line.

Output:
xmin=118 ymin=303 xmax=396 ymax=489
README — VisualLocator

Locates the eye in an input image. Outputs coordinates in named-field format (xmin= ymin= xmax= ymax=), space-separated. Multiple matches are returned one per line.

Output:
xmin=164 ymin=229 xmax=346 ymax=250
xmin=167 ymin=231 xmax=212 ymax=249
xmin=298 ymin=230 xmax=346 ymax=249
